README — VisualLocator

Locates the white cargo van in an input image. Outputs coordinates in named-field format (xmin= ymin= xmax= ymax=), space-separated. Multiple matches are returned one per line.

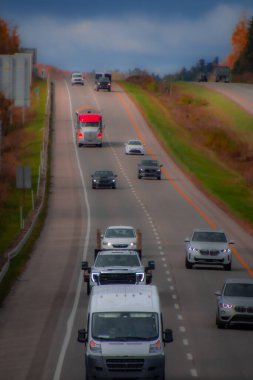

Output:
xmin=78 ymin=285 xmax=173 ymax=379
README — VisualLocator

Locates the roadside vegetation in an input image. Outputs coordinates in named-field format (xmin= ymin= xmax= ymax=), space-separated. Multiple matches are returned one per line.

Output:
xmin=0 ymin=79 xmax=48 ymax=261
xmin=120 ymin=77 xmax=253 ymax=229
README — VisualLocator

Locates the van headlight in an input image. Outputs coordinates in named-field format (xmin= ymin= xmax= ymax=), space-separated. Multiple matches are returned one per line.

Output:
xmin=90 ymin=340 xmax=102 ymax=353
xmin=149 ymin=340 xmax=162 ymax=353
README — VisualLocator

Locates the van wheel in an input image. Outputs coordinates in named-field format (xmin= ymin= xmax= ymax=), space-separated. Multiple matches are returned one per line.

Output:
xmin=87 ymin=282 xmax=91 ymax=296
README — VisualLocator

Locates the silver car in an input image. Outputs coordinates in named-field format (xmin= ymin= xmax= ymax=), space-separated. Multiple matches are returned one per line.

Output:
xmin=184 ymin=229 xmax=234 ymax=270
xmin=215 ymin=278 xmax=253 ymax=328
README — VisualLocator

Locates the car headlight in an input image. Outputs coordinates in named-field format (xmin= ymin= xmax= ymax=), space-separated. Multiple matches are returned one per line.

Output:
xmin=189 ymin=246 xmax=199 ymax=252
xmin=103 ymin=241 xmax=112 ymax=246
xmin=221 ymin=248 xmax=231 ymax=253
xmin=130 ymin=242 xmax=136 ymax=246
xmin=149 ymin=340 xmax=162 ymax=353
xmin=219 ymin=302 xmax=233 ymax=309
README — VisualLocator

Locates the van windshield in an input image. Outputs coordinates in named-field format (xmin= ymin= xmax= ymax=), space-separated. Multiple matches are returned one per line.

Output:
xmin=92 ymin=312 xmax=159 ymax=341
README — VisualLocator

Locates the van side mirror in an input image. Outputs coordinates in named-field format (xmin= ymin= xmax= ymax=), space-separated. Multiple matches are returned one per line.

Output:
xmin=163 ymin=328 xmax=173 ymax=343
xmin=78 ymin=328 xmax=87 ymax=343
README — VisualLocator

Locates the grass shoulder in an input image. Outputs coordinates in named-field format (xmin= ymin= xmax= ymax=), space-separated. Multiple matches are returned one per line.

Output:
xmin=120 ymin=80 xmax=253 ymax=229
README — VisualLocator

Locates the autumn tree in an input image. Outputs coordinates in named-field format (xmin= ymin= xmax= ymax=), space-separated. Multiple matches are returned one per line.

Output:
xmin=226 ymin=14 xmax=247 ymax=68
xmin=0 ymin=18 xmax=20 ymax=54
xmin=233 ymin=16 xmax=253 ymax=73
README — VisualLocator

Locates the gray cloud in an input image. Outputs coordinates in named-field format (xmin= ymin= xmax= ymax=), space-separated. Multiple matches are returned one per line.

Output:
xmin=15 ymin=3 xmax=250 ymax=75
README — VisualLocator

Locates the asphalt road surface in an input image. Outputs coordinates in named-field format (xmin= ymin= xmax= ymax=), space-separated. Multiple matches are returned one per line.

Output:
xmin=0 ymin=78 xmax=253 ymax=380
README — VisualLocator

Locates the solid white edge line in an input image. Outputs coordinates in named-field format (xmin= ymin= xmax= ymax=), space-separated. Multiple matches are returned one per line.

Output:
xmin=53 ymin=80 xmax=91 ymax=380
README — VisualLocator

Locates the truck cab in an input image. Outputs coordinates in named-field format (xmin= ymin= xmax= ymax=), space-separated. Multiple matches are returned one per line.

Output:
xmin=75 ymin=109 xmax=104 ymax=147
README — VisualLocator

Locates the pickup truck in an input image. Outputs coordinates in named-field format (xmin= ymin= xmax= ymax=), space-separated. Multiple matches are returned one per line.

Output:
xmin=82 ymin=250 xmax=155 ymax=295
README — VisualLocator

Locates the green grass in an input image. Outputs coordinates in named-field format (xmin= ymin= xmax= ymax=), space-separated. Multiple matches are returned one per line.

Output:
xmin=0 ymin=79 xmax=48 ymax=259
xmin=120 ymin=81 xmax=253 ymax=226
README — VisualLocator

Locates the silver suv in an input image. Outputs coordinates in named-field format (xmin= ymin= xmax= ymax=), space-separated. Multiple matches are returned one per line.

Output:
xmin=215 ymin=278 xmax=253 ymax=328
xmin=184 ymin=229 xmax=234 ymax=270
xmin=82 ymin=250 xmax=155 ymax=295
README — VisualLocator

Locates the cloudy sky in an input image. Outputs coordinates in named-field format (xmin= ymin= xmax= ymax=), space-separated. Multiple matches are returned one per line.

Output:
xmin=0 ymin=0 xmax=252 ymax=75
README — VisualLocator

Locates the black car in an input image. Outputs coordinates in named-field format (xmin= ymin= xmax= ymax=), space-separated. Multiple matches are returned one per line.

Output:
xmin=91 ymin=170 xmax=117 ymax=189
xmin=96 ymin=77 xmax=111 ymax=92
xmin=138 ymin=159 xmax=162 ymax=180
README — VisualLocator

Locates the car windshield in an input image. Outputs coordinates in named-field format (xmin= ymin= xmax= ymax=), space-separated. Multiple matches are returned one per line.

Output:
xmin=95 ymin=171 xmax=113 ymax=177
xmin=141 ymin=160 xmax=158 ymax=166
xmin=224 ymin=283 xmax=253 ymax=297
xmin=95 ymin=254 xmax=140 ymax=267
xmin=105 ymin=228 xmax=136 ymax=238
xmin=92 ymin=312 xmax=159 ymax=341
xmin=129 ymin=140 xmax=142 ymax=145
xmin=192 ymin=231 xmax=227 ymax=243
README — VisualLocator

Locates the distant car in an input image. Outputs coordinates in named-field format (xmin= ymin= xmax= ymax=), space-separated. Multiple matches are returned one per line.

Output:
xmin=96 ymin=77 xmax=111 ymax=91
xmin=184 ymin=229 xmax=234 ymax=270
xmin=71 ymin=72 xmax=84 ymax=85
xmin=91 ymin=170 xmax=117 ymax=189
xmin=101 ymin=226 xmax=138 ymax=250
xmin=215 ymin=278 xmax=253 ymax=328
xmin=198 ymin=73 xmax=208 ymax=82
xmin=138 ymin=159 xmax=162 ymax=180
xmin=125 ymin=139 xmax=145 ymax=155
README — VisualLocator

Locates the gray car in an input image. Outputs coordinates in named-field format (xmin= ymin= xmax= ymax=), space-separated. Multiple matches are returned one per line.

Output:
xmin=215 ymin=278 xmax=253 ymax=328
xmin=138 ymin=159 xmax=162 ymax=180
xmin=91 ymin=170 xmax=117 ymax=189
xmin=184 ymin=229 xmax=234 ymax=270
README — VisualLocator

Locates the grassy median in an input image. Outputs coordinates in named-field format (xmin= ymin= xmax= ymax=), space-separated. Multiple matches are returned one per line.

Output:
xmin=120 ymin=81 xmax=253 ymax=228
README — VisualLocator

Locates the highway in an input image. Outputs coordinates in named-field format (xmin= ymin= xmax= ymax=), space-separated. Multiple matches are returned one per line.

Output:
xmin=0 ymin=78 xmax=253 ymax=380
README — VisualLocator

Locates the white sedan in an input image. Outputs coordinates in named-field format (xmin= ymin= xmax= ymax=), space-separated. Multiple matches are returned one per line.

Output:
xmin=125 ymin=139 xmax=145 ymax=155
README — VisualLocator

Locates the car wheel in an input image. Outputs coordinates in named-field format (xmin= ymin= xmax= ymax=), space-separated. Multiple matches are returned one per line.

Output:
xmin=87 ymin=282 xmax=91 ymax=296
xmin=138 ymin=173 xmax=141 ymax=179
xmin=224 ymin=262 xmax=231 ymax=271
xmin=216 ymin=314 xmax=226 ymax=329
xmin=157 ymin=175 xmax=161 ymax=180
xmin=112 ymin=185 xmax=116 ymax=189
xmin=185 ymin=256 xmax=193 ymax=269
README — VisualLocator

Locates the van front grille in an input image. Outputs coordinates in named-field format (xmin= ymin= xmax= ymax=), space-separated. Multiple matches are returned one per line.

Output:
xmin=106 ymin=358 xmax=144 ymax=372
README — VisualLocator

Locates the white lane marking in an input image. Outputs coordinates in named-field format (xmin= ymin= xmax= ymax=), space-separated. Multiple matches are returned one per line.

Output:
xmin=53 ymin=82 xmax=91 ymax=380
xmin=186 ymin=353 xmax=193 ymax=360
xmin=180 ymin=326 xmax=186 ymax=333
xmin=177 ymin=314 xmax=183 ymax=320
xmin=190 ymin=369 xmax=198 ymax=377
xmin=183 ymin=339 xmax=189 ymax=346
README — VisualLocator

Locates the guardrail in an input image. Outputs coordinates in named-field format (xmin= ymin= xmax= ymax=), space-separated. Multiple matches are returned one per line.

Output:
xmin=0 ymin=80 xmax=54 ymax=283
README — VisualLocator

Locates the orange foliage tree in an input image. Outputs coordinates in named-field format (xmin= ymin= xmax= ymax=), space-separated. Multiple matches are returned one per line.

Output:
xmin=0 ymin=18 xmax=20 ymax=54
xmin=225 ymin=14 xmax=248 ymax=68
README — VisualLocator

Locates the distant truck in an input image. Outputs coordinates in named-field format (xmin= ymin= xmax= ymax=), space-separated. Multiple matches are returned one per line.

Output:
xmin=78 ymin=284 xmax=173 ymax=380
xmin=95 ymin=72 xmax=112 ymax=83
xmin=214 ymin=66 xmax=231 ymax=83
xmin=75 ymin=108 xmax=104 ymax=147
